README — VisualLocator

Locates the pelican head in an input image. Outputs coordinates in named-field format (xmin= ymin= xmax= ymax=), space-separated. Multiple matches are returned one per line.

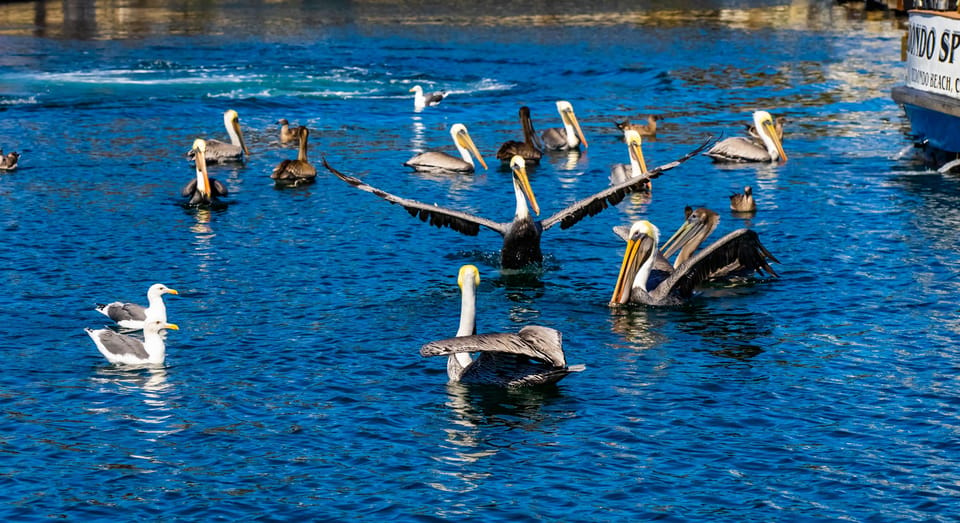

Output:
xmin=753 ymin=110 xmax=786 ymax=162
xmin=224 ymin=109 xmax=250 ymax=156
xmin=660 ymin=207 xmax=720 ymax=267
xmin=458 ymin=264 xmax=481 ymax=290
xmin=556 ymin=100 xmax=588 ymax=149
xmin=510 ymin=155 xmax=540 ymax=216
xmin=623 ymin=129 xmax=647 ymax=174
xmin=610 ymin=220 xmax=660 ymax=305
xmin=192 ymin=138 xmax=211 ymax=198
xmin=450 ymin=123 xmax=487 ymax=170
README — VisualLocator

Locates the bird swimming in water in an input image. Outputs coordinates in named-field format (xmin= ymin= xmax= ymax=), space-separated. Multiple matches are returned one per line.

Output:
xmin=182 ymin=139 xmax=229 ymax=208
xmin=729 ymin=186 xmax=756 ymax=213
xmin=496 ymin=106 xmax=543 ymax=164
xmin=277 ymin=119 xmax=298 ymax=144
xmin=541 ymin=100 xmax=588 ymax=151
xmin=615 ymin=115 xmax=661 ymax=137
xmin=609 ymin=129 xmax=649 ymax=187
xmin=410 ymin=85 xmax=446 ymax=110
xmin=95 ymin=283 xmax=179 ymax=330
xmin=705 ymin=110 xmax=787 ymax=163
xmin=271 ymin=126 xmax=317 ymax=186
xmin=404 ymin=123 xmax=487 ymax=173
xmin=186 ymin=109 xmax=250 ymax=163
xmin=0 ymin=150 xmax=20 ymax=171
xmin=324 ymin=140 xmax=711 ymax=270
xmin=86 ymin=318 xmax=180 ymax=366
xmin=420 ymin=264 xmax=583 ymax=387
xmin=610 ymin=219 xmax=778 ymax=306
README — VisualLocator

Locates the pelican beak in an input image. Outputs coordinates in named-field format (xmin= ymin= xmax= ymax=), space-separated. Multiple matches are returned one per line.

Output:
xmin=761 ymin=118 xmax=787 ymax=162
xmin=231 ymin=115 xmax=250 ymax=156
xmin=456 ymin=128 xmax=487 ymax=170
xmin=610 ymin=232 xmax=655 ymax=305
xmin=511 ymin=156 xmax=539 ymax=215
xmin=164 ymin=323 xmax=180 ymax=331
xmin=660 ymin=215 xmax=703 ymax=258
xmin=192 ymin=140 xmax=211 ymax=199
xmin=563 ymin=107 xmax=588 ymax=149
xmin=628 ymin=135 xmax=647 ymax=174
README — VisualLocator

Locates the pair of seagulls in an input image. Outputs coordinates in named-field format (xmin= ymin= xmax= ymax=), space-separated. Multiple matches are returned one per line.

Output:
xmin=86 ymin=283 xmax=180 ymax=365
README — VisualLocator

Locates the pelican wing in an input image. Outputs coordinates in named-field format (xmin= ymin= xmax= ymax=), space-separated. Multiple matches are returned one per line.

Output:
xmin=653 ymin=229 xmax=779 ymax=301
xmin=404 ymin=152 xmax=473 ymax=173
xmin=421 ymin=326 xmax=564 ymax=366
xmin=541 ymin=137 xmax=714 ymax=231
xmin=704 ymin=137 xmax=769 ymax=162
xmin=323 ymin=157 xmax=509 ymax=237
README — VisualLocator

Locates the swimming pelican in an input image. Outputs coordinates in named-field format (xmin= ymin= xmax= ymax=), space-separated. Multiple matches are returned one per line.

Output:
xmin=609 ymin=129 xmax=649 ymax=187
xmin=95 ymin=283 xmax=179 ymax=330
xmin=272 ymin=126 xmax=317 ymax=186
xmin=705 ymin=110 xmax=786 ymax=163
xmin=729 ymin=186 xmax=756 ymax=213
xmin=278 ymin=119 xmax=298 ymax=144
xmin=615 ymin=115 xmax=661 ymax=136
xmin=86 ymin=318 xmax=180 ymax=366
xmin=496 ymin=106 xmax=543 ymax=164
xmin=610 ymin=219 xmax=778 ymax=306
xmin=404 ymin=123 xmax=487 ymax=173
xmin=182 ymin=139 xmax=228 ymax=207
xmin=0 ymin=150 xmax=20 ymax=171
xmin=323 ymin=137 xmax=712 ymax=270
xmin=420 ymin=264 xmax=583 ymax=387
xmin=410 ymin=85 xmax=446 ymax=110
xmin=186 ymin=109 xmax=249 ymax=163
xmin=541 ymin=100 xmax=588 ymax=151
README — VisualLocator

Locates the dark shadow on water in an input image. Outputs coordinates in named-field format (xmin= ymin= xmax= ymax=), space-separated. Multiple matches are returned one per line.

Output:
xmin=442 ymin=380 xmax=568 ymax=430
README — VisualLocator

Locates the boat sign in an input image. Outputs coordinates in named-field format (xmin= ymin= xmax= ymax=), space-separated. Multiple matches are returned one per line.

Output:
xmin=905 ymin=12 xmax=960 ymax=97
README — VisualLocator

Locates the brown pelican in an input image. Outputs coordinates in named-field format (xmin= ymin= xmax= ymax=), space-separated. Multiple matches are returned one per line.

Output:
xmin=322 ymin=137 xmax=712 ymax=270
xmin=278 ymin=119 xmax=298 ymax=144
xmin=615 ymin=115 xmax=661 ymax=136
xmin=182 ymin=139 xmax=228 ymax=207
xmin=610 ymin=219 xmax=778 ymax=306
xmin=186 ymin=109 xmax=249 ymax=163
xmin=410 ymin=85 xmax=446 ymax=110
xmin=404 ymin=123 xmax=487 ymax=173
xmin=272 ymin=126 xmax=317 ymax=186
xmin=496 ymin=106 xmax=543 ymax=164
xmin=420 ymin=264 xmax=583 ymax=387
xmin=86 ymin=318 xmax=180 ymax=366
xmin=729 ymin=186 xmax=756 ymax=213
xmin=609 ymin=130 xmax=649 ymax=187
xmin=541 ymin=100 xmax=588 ymax=151
xmin=0 ymin=150 xmax=20 ymax=171
xmin=706 ymin=110 xmax=786 ymax=163
xmin=95 ymin=283 xmax=179 ymax=330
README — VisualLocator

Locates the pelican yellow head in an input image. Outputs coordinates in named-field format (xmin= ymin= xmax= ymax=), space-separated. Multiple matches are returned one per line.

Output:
xmin=510 ymin=155 xmax=540 ymax=216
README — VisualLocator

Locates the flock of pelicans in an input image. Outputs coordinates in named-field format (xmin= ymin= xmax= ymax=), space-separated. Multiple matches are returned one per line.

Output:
xmin=37 ymin=86 xmax=788 ymax=388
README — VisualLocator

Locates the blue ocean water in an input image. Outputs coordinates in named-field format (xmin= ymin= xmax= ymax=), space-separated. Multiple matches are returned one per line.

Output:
xmin=1 ymin=1 xmax=957 ymax=520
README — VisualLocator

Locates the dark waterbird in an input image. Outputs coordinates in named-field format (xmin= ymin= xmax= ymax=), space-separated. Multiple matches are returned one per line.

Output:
xmin=323 ymin=137 xmax=713 ymax=270
xmin=729 ymin=185 xmax=756 ymax=213
xmin=420 ymin=264 xmax=583 ymax=388
xmin=496 ymin=106 xmax=543 ymax=164
xmin=271 ymin=126 xmax=317 ymax=186
xmin=615 ymin=115 xmax=661 ymax=137
xmin=0 ymin=149 xmax=20 ymax=171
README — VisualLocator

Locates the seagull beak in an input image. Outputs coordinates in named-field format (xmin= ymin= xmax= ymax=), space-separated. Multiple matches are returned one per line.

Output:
xmin=164 ymin=323 xmax=180 ymax=331
xmin=166 ymin=288 xmax=179 ymax=295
